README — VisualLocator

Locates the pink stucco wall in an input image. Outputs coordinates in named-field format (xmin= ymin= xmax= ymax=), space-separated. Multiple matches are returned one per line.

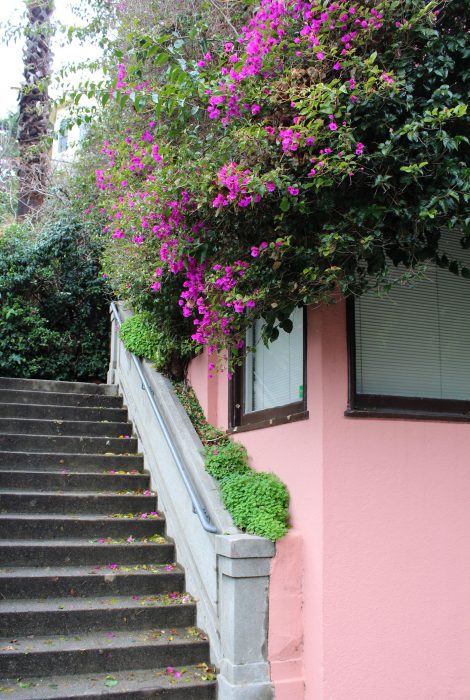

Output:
xmin=187 ymin=302 xmax=470 ymax=700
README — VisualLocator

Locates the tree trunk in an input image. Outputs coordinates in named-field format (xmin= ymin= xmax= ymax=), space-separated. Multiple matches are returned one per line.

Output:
xmin=17 ymin=0 xmax=54 ymax=219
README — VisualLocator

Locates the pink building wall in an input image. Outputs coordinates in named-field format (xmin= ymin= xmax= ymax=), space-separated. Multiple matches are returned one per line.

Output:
xmin=188 ymin=302 xmax=470 ymax=700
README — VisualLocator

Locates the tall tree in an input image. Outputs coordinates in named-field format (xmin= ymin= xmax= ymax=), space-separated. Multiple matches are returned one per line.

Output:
xmin=17 ymin=0 xmax=54 ymax=219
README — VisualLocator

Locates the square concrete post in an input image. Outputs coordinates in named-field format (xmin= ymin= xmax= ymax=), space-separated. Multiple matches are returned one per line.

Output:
xmin=216 ymin=535 xmax=275 ymax=700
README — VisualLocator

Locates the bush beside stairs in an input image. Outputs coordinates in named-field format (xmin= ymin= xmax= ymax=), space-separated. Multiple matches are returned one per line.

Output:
xmin=0 ymin=377 xmax=216 ymax=699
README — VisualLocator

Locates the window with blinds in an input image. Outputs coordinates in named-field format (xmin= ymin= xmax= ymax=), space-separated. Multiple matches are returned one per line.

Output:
xmin=58 ymin=119 xmax=69 ymax=154
xmin=354 ymin=235 xmax=470 ymax=404
xmin=244 ymin=307 xmax=304 ymax=414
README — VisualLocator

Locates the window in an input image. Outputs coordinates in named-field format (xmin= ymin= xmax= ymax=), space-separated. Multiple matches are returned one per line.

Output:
xmin=230 ymin=307 xmax=307 ymax=431
xmin=348 ymin=234 xmax=470 ymax=417
xmin=57 ymin=119 xmax=69 ymax=154
xmin=79 ymin=123 xmax=89 ymax=142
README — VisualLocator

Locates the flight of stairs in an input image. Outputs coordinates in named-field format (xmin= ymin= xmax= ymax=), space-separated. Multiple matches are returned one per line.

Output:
xmin=0 ymin=377 xmax=216 ymax=699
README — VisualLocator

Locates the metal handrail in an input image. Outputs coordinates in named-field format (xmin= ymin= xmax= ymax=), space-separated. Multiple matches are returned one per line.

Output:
xmin=110 ymin=302 xmax=219 ymax=534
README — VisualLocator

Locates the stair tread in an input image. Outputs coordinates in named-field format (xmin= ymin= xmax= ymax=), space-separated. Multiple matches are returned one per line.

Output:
xmin=0 ymin=513 xmax=162 ymax=521
xmin=0 ymin=402 xmax=126 ymax=410
xmin=0 ymin=665 xmax=215 ymax=699
xmin=0 ymin=593 xmax=194 ymax=613
xmin=0 ymin=564 xmax=182 ymax=578
xmin=0 ymin=390 xmax=123 ymax=408
xmin=0 ymin=490 xmax=154 ymax=497
xmin=0 ymin=470 xmax=146 ymax=476
xmin=0 ymin=537 xmax=169 ymax=546
xmin=0 ymin=471 xmax=148 ymax=485
xmin=0 ymin=377 xmax=118 ymax=394
xmin=0 ymin=451 xmax=143 ymax=459
xmin=0 ymin=417 xmax=131 ymax=426
xmin=0 ymin=434 xmax=135 ymax=440
xmin=0 ymin=455 xmax=145 ymax=474
xmin=0 ymin=626 xmax=207 ymax=654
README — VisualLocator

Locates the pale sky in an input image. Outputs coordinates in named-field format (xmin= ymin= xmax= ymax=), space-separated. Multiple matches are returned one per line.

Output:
xmin=0 ymin=0 xmax=102 ymax=118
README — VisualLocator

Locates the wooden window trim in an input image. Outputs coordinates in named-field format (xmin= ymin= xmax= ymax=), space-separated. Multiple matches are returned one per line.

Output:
xmin=346 ymin=297 xmax=470 ymax=420
xmin=228 ymin=308 xmax=308 ymax=432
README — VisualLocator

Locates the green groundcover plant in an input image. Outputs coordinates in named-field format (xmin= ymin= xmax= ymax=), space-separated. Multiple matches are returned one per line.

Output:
xmin=119 ymin=311 xmax=194 ymax=378
xmin=221 ymin=472 xmax=290 ymax=542
xmin=174 ymin=382 xmax=289 ymax=540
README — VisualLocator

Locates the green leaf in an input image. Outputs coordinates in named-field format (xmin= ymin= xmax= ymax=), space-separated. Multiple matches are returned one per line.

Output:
xmin=279 ymin=318 xmax=293 ymax=333
xmin=153 ymin=52 xmax=168 ymax=68
xmin=280 ymin=197 xmax=290 ymax=212
xmin=104 ymin=676 xmax=118 ymax=688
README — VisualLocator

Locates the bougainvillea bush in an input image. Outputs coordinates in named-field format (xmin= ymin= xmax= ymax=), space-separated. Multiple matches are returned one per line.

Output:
xmin=81 ymin=0 xmax=468 ymax=368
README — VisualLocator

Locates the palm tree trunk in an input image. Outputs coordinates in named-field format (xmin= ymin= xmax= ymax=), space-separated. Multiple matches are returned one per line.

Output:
xmin=17 ymin=0 xmax=54 ymax=219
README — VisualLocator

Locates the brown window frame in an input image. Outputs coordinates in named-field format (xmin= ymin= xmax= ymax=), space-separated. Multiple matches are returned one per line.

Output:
xmin=346 ymin=297 xmax=470 ymax=421
xmin=228 ymin=307 xmax=309 ymax=433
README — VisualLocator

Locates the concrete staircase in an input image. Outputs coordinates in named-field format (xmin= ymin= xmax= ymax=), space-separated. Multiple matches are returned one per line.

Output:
xmin=0 ymin=377 xmax=216 ymax=699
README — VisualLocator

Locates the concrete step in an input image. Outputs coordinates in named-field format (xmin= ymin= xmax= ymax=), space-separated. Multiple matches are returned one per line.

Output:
xmin=0 ymin=418 xmax=133 ymax=438
xmin=0 ymin=666 xmax=216 ymax=699
xmin=0 ymin=513 xmax=165 ymax=540
xmin=0 ymin=627 xmax=210 ymax=678
xmin=0 ymin=452 xmax=144 ymax=472
xmin=0 ymin=593 xmax=196 ymax=636
xmin=0 ymin=538 xmax=174 ymax=567
xmin=0 ymin=490 xmax=157 ymax=515
xmin=0 ymin=389 xmax=123 ymax=408
xmin=0 ymin=470 xmax=150 ymax=492
xmin=0 ymin=377 xmax=118 ymax=396
xmin=0 ymin=402 xmax=128 ymax=422
xmin=0 ymin=538 xmax=175 ymax=567
xmin=0 ymin=434 xmax=137 ymax=454
xmin=0 ymin=376 xmax=215 ymax=697
xmin=0 ymin=564 xmax=185 ymax=599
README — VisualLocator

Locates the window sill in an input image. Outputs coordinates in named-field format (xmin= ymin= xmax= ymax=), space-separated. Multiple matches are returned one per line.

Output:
xmin=228 ymin=410 xmax=309 ymax=434
xmin=345 ymin=408 xmax=470 ymax=423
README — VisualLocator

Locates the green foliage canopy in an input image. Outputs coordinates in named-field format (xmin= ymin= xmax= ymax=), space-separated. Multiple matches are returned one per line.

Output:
xmin=0 ymin=218 xmax=110 ymax=380
xmin=69 ymin=0 xmax=469 ymax=361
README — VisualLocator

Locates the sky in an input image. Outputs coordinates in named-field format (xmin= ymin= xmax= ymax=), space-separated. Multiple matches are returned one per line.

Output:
xmin=0 ymin=0 xmax=102 ymax=118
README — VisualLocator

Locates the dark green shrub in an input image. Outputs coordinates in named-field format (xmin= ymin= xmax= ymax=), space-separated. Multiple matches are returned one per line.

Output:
xmin=204 ymin=441 xmax=250 ymax=481
xmin=220 ymin=471 xmax=289 ymax=541
xmin=0 ymin=217 xmax=110 ymax=381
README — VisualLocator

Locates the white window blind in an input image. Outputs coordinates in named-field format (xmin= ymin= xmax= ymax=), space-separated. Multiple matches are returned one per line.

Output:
xmin=244 ymin=307 xmax=304 ymax=413
xmin=355 ymin=234 xmax=470 ymax=400
xmin=58 ymin=120 xmax=69 ymax=154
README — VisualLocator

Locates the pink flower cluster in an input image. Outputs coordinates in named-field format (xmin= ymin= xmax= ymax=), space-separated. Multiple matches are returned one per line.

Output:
xmin=204 ymin=0 xmax=388 ymax=129
xmin=93 ymin=2 xmax=402 ymax=357
xmin=212 ymin=163 xmax=261 ymax=208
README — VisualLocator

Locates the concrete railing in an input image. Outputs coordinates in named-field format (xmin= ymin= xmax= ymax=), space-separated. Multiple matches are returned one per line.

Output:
xmin=108 ymin=303 xmax=275 ymax=700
